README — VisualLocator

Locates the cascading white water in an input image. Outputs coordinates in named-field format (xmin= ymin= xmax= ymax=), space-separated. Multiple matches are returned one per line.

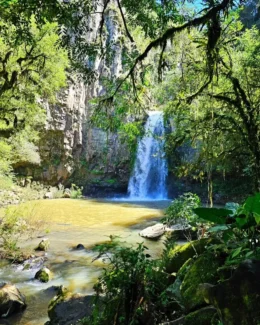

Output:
xmin=128 ymin=111 xmax=168 ymax=199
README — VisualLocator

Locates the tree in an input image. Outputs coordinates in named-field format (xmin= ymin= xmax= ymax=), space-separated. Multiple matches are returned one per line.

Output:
xmin=157 ymin=18 xmax=260 ymax=192
xmin=0 ymin=0 xmax=245 ymax=92
xmin=0 ymin=18 xmax=69 ymax=187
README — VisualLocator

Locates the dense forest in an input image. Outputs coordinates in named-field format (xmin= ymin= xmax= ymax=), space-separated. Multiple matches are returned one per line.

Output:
xmin=1 ymin=0 xmax=260 ymax=324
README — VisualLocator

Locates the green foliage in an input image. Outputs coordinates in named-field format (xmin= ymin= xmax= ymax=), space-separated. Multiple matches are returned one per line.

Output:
xmin=194 ymin=193 xmax=260 ymax=266
xmin=70 ymin=184 xmax=83 ymax=199
xmin=84 ymin=238 xmax=172 ymax=325
xmin=0 ymin=17 xmax=69 ymax=187
xmin=0 ymin=204 xmax=48 ymax=259
xmin=0 ymin=138 xmax=14 ymax=189
xmin=162 ymin=193 xmax=201 ymax=226
xmin=156 ymin=19 xmax=260 ymax=194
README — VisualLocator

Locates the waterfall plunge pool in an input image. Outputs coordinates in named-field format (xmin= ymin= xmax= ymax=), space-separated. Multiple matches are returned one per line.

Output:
xmin=0 ymin=198 xmax=170 ymax=325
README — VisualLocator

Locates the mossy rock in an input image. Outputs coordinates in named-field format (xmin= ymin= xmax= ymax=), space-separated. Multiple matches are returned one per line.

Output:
xmin=48 ymin=286 xmax=94 ymax=325
xmin=184 ymin=306 xmax=217 ymax=325
xmin=35 ymin=267 xmax=52 ymax=283
xmin=165 ymin=258 xmax=195 ymax=306
xmin=165 ymin=238 xmax=216 ymax=273
xmin=180 ymin=252 xmax=225 ymax=312
xmin=35 ymin=238 xmax=50 ymax=251
xmin=199 ymin=259 xmax=260 ymax=325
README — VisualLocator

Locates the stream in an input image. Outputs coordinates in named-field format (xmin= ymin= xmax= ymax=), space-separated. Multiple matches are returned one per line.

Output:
xmin=0 ymin=198 xmax=170 ymax=325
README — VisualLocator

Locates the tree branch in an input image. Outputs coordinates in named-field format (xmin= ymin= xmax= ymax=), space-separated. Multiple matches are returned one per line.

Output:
xmin=116 ymin=0 xmax=134 ymax=43
xmin=103 ymin=0 xmax=233 ymax=101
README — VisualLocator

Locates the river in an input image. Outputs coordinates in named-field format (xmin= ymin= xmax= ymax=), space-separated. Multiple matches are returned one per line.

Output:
xmin=0 ymin=198 xmax=170 ymax=325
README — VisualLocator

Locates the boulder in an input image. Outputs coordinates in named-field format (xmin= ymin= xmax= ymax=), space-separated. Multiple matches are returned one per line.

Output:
xmin=180 ymin=252 xmax=224 ymax=311
xmin=0 ymin=283 xmax=26 ymax=318
xmin=35 ymin=267 xmax=52 ymax=283
xmin=35 ymin=238 xmax=50 ymax=252
xmin=139 ymin=223 xmax=165 ymax=239
xmin=164 ymin=258 xmax=194 ymax=307
xmin=164 ymin=238 xmax=216 ymax=273
xmin=199 ymin=259 xmax=260 ymax=325
xmin=160 ymin=306 xmax=217 ymax=325
xmin=47 ymin=286 xmax=94 ymax=325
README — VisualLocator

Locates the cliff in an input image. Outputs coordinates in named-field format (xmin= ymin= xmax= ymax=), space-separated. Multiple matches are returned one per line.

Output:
xmin=16 ymin=3 xmax=131 ymax=195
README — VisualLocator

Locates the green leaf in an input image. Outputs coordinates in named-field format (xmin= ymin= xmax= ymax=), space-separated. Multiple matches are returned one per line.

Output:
xmin=208 ymin=225 xmax=229 ymax=232
xmin=244 ymin=193 xmax=260 ymax=219
xmin=231 ymin=247 xmax=242 ymax=258
xmin=194 ymin=208 xmax=232 ymax=224
xmin=245 ymin=251 xmax=254 ymax=258
xmin=235 ymin=215 xmax=248 ymax=228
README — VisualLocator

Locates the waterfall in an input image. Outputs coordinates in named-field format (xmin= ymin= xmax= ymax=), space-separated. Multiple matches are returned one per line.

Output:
xmin=128 ymin=111 xmax=168 ymax=199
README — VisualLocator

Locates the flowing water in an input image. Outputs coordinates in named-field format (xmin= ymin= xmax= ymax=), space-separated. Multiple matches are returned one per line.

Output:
xmin=128 ymin=111 xmax=168 ymax=200
xmin=0 ymin=198 xmax=170 ymax=325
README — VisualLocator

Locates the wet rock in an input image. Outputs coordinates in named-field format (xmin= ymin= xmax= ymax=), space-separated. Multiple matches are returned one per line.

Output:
xmin=35 ymin=238 xmax=50 ymax=252
xmin=139 ymin=223 xmax=165 ymax=239
xmin=47 ymin=286 xmax=94 ymax=325
xmin=22 ymin=256 xmax=46 ymax=271
xmin=199 ymin=259 xmax=260 ymax=325
xmin=0 ymin=283 xmax=26 ymax=318
xmin=75 ymin=244 xmax=85 ymax=250
xmin=35 ymin=267 xmax=52 ymax=283
xmin=164 ymin=238 xmax=216 ymax=273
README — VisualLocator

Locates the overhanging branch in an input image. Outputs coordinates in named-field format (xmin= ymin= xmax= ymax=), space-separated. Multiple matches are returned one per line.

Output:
xmin=104 ymin=0 xmax=233 ymax=101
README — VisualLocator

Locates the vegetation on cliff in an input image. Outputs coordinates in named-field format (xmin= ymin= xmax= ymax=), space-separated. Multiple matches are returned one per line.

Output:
xmin=0 ymin=17 xmax=69 ymax=188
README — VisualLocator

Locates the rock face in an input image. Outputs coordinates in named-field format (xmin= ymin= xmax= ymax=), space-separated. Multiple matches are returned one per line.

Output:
xmin=0 ymin=283 xmax=26 ymax=318
xmin=139 ymin=223 xmax=165 ymax=239
xmin=200 ymin=259 xmax=260 ymax=325
xmin=17 ymin=2 xmax=132 ymax=192
xmin=47 ymin=286 xmax=93 ymax=325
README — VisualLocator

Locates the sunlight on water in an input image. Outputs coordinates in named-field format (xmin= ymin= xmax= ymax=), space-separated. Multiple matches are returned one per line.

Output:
xmin=0 ymin=198 xmax=169 ymax=325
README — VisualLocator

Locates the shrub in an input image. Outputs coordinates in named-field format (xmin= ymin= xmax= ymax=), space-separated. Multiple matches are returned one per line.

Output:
xmin=70 ymin=184 xmax=83 ymax=199
xmin=162 ymin=193 xmax=201 ymax=227
xmin=0 ymin=204 xmax=48 ymax=260
xmin=83 ymin=238 xmax=173 ymax=325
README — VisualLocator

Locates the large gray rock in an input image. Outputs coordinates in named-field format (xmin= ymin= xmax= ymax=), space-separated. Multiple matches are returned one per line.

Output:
xmin=139 ymin=223 xmax=165 ymax=239
xmin=47 ymin=286 xmax=94 ymax=325
xmin=0 ymin=283 xmax=26 ymax=318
